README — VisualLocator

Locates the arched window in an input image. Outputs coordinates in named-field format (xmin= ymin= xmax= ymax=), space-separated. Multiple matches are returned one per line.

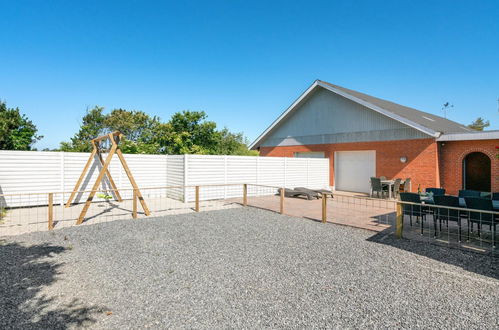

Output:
xmin=463 ymin=152 xmax=491 ymax=191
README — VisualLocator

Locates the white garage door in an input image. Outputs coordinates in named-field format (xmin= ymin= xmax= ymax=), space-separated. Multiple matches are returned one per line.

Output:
xmin=334 ymin=151 xmax=375 ymax=193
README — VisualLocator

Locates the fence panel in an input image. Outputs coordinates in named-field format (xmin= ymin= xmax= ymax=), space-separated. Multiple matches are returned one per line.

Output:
xmin=0 ymin=151 xmax=330 ymax=206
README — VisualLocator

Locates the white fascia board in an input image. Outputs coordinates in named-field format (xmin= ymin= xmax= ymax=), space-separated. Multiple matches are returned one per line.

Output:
xmin=317 ymin=82 xmax=439 ymax=138
xmin=249 ymin=80 xmax=320 ymax=149
xmin=437 ymin=131 xmax=499 ymax=141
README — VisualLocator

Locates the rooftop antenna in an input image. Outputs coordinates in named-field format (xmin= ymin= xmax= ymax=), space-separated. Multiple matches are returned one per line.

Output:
xmin=441 ymin=102 xmax=454 ymax=119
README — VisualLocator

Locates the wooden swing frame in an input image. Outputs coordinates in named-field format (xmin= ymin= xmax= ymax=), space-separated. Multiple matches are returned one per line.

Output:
xmin=65 ymin=131 xmax=150 ymax=224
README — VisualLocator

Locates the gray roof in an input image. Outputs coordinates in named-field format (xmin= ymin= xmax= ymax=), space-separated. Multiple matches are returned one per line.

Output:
xmin=250 ymin=80 xmax=476 ymax=150
xmin=318 ymin=81 xmax=472 ymax=134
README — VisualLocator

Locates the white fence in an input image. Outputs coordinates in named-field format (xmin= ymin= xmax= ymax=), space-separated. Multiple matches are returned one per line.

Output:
xmin=0 ymin=151 xmax=329 ymax=206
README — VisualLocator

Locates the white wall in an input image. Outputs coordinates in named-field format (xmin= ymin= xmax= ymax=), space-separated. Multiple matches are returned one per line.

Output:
xmin=0 ymin=151 xmax=329 ymax=206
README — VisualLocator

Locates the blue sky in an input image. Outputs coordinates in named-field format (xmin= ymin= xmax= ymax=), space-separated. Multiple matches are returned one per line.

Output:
xmin=1 ymin=0 xmax=498 ymax=149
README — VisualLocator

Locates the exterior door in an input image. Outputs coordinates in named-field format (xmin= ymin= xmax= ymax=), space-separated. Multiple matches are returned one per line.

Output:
xmin=334 ymin=151 xmax=375 ymax=193
xmin=463 ymin=152 xmax=491 ymax=191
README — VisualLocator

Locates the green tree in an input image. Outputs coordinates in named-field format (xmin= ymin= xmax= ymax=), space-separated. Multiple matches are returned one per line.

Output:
xmin=468 ymin=117 xmax=490 ymax=131
xmin=160 ymin=111 xmax=219 ymax=154
xmin=215 ymin=128 xmax=258 ymax=156
xmin=60 ymin=106 xmax=106 ymax=152
xmin=0 ymin=101 xmax=42 ymax=150
xmin=61 ymin=108 xmax=256 ymax=156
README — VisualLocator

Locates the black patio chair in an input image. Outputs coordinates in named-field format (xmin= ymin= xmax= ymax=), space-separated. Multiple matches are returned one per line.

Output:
xmin=433 ymin=195 xmax=464 ymax=241
xmin=458 ymin=190 xmax=481 ymax=198
xmin=399 ymin=192 xmax=428 ymax=234
xmin=464 ymin=197 xmax=497 ymax=247
xmin=426 ymin=188 xmax=446 ymax=196
xmin=370 ymin=177 xmax=388 ymax=198
xmin=479 ymin=192 xmax=492 ymax=199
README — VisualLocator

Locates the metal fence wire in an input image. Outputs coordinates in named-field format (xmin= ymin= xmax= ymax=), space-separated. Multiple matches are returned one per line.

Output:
xmin=0 ymin=185 xmax=497 ymax=255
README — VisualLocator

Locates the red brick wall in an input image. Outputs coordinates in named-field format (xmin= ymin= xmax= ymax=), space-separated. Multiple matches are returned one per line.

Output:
xmin=439 ymin=139 xmax=499 ymax=195
xmin=259 ymin=138 xmax=439 ymax=192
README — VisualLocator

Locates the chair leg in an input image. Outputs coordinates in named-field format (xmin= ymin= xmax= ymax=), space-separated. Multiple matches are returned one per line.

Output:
xmin=420 ymin=216 xmax=424 ymax=235
xmin=458 ymin=219 xmax=461 ymax=242
xmin=467 ymin=221 xmax=470 ymax=241
xmin=492 ymin=224 xmax=496 ymax=248
xmin=409 ymin=215 xmax=412 ymax=227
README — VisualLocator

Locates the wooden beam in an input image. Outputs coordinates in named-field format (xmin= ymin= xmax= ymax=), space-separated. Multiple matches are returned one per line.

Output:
xmin=243 ymin=184 xmax=247 ymax=206
xmin=115 ymin=148 xmax=150 ymax=216
xmin=76 ymin=143 xmax=118 ymax=224
xmin=48 ymin=193 xmax=54 ymax=230
xmin=322 ymin=194 xmax=327 ymax=223
xmin=91 ymin=131 xmax=121 ymax=142
xmin=195 ymin=186 xmax=200 ymax=212
xmin=132 ymin=189 xmax=138 ymax=219
xmin=65 ymin=146 xmax=97 ymax=207
xmin=396 ymin=202 xmax=403 ymax=238
xmin=280 ymin=188 xmax=284 ymax=214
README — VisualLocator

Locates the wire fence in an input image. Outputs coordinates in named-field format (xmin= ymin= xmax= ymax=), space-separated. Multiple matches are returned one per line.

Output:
xmin=1 ymin=185 xmax=497 ymax=255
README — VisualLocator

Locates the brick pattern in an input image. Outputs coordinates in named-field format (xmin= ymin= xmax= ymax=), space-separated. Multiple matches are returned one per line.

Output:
xmin=259 ymin=138 xmax=439 ymax=192
xmin=439 ymin=139 xmax=499 ymax=195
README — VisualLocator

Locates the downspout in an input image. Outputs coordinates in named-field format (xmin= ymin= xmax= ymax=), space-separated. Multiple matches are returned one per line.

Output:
xmin=435 ymin=139 xmax=442 ymax=188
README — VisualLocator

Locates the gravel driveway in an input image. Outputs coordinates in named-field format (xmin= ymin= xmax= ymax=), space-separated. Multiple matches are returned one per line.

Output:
xmin=1 ymin=208 xmax=498 ymax=329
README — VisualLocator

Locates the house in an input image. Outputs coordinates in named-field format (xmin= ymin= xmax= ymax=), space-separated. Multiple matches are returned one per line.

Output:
xmin=250 ymin=80 xmax=499 ymax=195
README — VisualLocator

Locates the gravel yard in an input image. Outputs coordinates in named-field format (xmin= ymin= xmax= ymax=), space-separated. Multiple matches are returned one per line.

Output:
xmin=1 ymin=208 xmax=498 ymax=329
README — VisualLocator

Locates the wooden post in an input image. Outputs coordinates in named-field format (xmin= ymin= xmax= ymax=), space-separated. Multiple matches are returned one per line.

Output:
xmin=48 ymin=193 xmax=54 ymax=230
xmin=280 ymin=188 xmax=284 ymax=214
xmin=322 ymin=194 xmax=327 ymax=223
xmin=243 ymin=184 xmax=247 ymax=206
xmin=133 ymin=189 xmax=137 ymax=219
xmin=396 ymin=202 xmax=403 ymax=238
xmin=195 ymin=186 xmax=200 ymax=212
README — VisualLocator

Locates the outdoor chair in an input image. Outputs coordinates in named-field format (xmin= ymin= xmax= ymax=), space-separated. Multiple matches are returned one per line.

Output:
xmin=278 ymin=188 xmax=315 ymax=200
xmin=433 ymin=195 xmax=464 ymax=241
xmin=425 ymin=188 xmax=445 ymax=196
xmin=392 ymin=178 xmax=402 ymax=198
xmin=295 ymin=187 xmax=333 ymax=198
xmin=294 ymin=187 xmax=321 ymax=199
xmin=370 ymin=177 xmax=388 ymax=198
xmin=464 ymin=197 xmax=497 ymax=246
xmin=401 ymin=178 xmax=411 ymax=192
xmin=458 ymin=190 xmax=481 ymax=198
xmin=399 ymin=192 xmax=428 ymax=234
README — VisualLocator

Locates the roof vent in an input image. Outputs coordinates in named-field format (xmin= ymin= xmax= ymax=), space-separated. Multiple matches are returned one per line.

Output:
xmin=422 ymin=116 xmax=435 ymax=122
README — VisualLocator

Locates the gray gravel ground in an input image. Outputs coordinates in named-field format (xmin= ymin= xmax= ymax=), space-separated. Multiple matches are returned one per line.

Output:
xmin=1 ymin=207 xmax=498 ymax=329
